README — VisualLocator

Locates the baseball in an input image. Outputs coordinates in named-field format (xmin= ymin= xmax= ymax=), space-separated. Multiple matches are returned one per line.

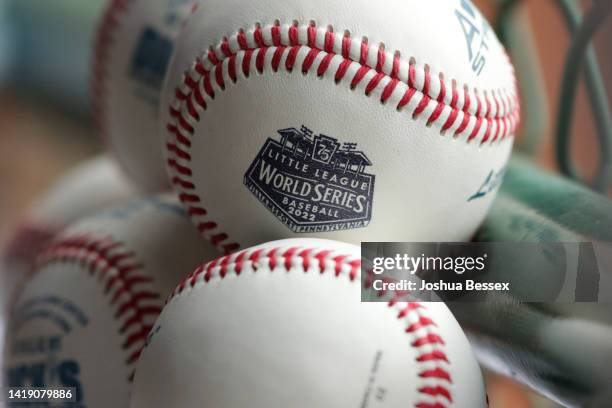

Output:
xmin=162 ymin=0 xmax=520 ymax=252
xmin=3 ymin=195 xmax=219 ymax=408
xmin=0 ymin=155 xmax=137 ymax=398
xmin=92 ymin=0 xmax=199 ymax=192
xmin=2 ymin=156 xmax=136 ymax=272
xmin=130 ymin=238 xmax=488 ymax=407
xmin=0 ymin=155 xmax=138 ymax=332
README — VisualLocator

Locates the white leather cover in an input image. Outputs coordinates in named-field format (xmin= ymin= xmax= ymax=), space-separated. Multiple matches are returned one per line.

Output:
xmin=29 ymin=156 xmax=136 ymax=227
xmin=93 ymin=0 xmax=197 ymax=191
xmin=1 ymin=156 xmax=137 ymax=338
xmin=0 ymin=156 xmax=138 ymax=403
xmin=3 ymin=195 xmax=218 ymax=408
xmin=161 ymin=0 xmax=519 ymax=251
xmin=131 ymin=238 xmax=487 ymax=407
xmin=1 ymin=155 xmax=137 ymax=300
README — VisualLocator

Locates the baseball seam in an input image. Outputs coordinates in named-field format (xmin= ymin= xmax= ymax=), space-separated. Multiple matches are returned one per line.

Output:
xmin=167 ymin=245 xmax=454 ymax=407
xmin=165 ymin=21 xmax=521 ymax=254
xmin=33 ymin=233 xmax=162 ymax=379
xmin=2 ymin=220 xmax=61 ymax=265
xmin=91 ymin=0 xmax=131 ymax=147
xmin=91 ymin=0 xmax=200 ymax=189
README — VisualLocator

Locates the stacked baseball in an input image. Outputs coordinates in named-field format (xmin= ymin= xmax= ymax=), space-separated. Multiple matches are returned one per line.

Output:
xmin=2 ymin=0 xmax=519 ymax=407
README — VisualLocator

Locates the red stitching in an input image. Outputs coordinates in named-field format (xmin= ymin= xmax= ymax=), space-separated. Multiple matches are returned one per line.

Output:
xmin=167 ymin=245 xmax=454 ymax=406
xmin=2 ymin=220 xmax=61 ymax=266
xmin=33 ymin=233 xmax=163 ymax=376
xmin=91 ymin=0 xmax=204 ymax=190
xmin=91 ymin=0 xmax=134 ymax=177
xmin=166 ymin=22 xmax=520 ymax=255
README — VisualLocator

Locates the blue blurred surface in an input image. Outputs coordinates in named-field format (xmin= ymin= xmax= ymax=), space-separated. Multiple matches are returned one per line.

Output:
xmin=1 ymin=0 xmax=106 ymax=116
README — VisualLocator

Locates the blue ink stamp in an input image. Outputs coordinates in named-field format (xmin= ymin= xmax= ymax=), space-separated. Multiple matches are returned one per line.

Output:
xmin=129 ymin=26 xmax=173 ymax=105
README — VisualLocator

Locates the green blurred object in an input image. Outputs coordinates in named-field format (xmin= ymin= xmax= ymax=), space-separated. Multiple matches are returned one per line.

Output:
xmin=476 ymin=154 xmax=612 ymax=243
xmin=496 ymin=0 xmax=612 ymax=192
xmin=453 ymin=155 xmax=612 ymax=407
xmin=495 ymin=0 xmax=550 ymax=156
xmin=555 ymin=0 xmax=612 ymax=191
xmin=451 ymin=298 xmax=612 ymax=408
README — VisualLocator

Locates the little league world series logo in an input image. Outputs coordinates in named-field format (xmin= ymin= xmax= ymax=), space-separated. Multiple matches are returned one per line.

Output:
xmin=244 ymin=125 xmax=375 ymax=233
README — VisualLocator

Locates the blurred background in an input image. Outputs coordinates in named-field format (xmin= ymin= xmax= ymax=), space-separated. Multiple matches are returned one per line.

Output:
xmin=0 ymin=0 xmax=610 ymax=407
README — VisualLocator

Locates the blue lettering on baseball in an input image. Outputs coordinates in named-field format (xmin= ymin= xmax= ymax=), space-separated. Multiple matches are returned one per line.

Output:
xmin=455 ymin=0 xmax=490 ymax=76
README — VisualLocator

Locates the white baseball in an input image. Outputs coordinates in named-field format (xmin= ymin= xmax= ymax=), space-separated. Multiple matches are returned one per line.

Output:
xmin=92 ymin=0 xmax=199 ymax=192
xmin=0 ymin=155 xmax=137 ymax=395
xmin=161 ymin=0 xmax=519 ymax=252
xmin=131 ymin=238 xmax=487 ymax=407
xmin=2 ymin=156 xmax=137 ymax=268
xmin=3 ymin=195 xmax=219 ymax=408
xmin=1 ymin=156 xmax=137 ymax=324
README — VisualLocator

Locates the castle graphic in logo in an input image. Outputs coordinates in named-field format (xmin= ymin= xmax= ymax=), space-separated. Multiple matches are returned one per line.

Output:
xmin=244 ymin=125 xmax=375 ymax=233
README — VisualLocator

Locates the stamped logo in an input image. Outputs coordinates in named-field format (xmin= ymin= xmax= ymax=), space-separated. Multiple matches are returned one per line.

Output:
xmin=455 ymin=0 xmax=491 ymax=76
xmin=129 ymin=0 xmax=193 ymax=105
xmin=468 ymin=167 xmax=506 ymax=201
xmin=6 ymin=295 xmax=87 ymax=406
xmin=244 ymin=125 xmax=375 ymax=233
xmin=129 ymin=27 xmax=174 ymax=106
